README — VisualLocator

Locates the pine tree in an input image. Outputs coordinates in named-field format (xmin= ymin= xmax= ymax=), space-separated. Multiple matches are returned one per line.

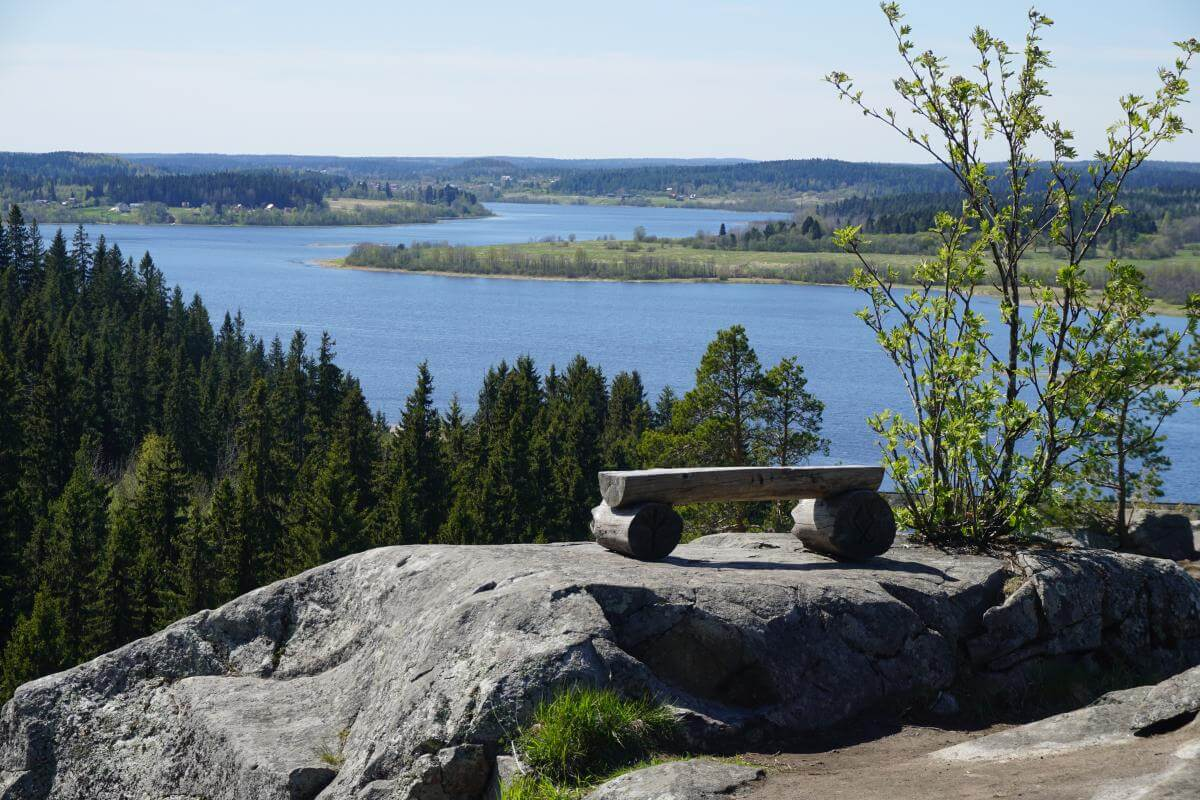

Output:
xmin=0 ymin=217 xmax=10 ymax=276
xmin=334 ymin=377 xmax=380 ymax=511
xmin=753 ymin=357 xmax=827 ymax=467
xmin=273 ymin=330 xmax=311 ymax=474
xmin=640 ymin=326 xmax=766 ymax=529
xmin=39 ymin=229 xmax=72 ymax=320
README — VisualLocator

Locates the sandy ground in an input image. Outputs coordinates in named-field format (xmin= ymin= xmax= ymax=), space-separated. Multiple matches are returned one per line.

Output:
xmin=740 ymin=719 xmax=1198 ymax=800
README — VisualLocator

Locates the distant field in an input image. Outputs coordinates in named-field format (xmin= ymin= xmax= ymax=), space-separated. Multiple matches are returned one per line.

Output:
xmin=497 ymin=191 xmax=803 ymax=212
xmin=327 ymin=197 xmax=422 ymax=212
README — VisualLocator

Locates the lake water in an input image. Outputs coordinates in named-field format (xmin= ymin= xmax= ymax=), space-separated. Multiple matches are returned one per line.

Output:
xmin=47 ymin=202 xmax=1199 ymax=502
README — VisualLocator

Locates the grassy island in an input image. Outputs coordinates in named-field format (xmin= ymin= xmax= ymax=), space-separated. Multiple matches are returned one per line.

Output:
xmin=340 ymin=237 xmax=1200 ymax=313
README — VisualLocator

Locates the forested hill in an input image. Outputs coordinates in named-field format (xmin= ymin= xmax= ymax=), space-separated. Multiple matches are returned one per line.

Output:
xmin=553 ymin=159 xmax=954 ymax=197
xmin=0 ymin=152 xmax=149 ymax=194
xmin=118 ymin=153 xmax=749 ymax=178
xmin=94 ymin=171 xmax=331 ymax=208
xmin=549 ymin=158 xmax=1200 ymax=198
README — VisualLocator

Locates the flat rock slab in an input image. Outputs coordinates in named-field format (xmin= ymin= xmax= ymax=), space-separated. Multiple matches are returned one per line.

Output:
xmin=583 ymin=759 xmax=764 ymax=800
xmin=933 ymin=667 xmax=1200 ymax=800
xmin=1132 ymin=663 xmax=1200 ymax=734
xmin=933 ymin=687 xmax=1153 ymax=763
xmin=1090 ymin=739 xmax=1200 ymax=800
xmin=3 ymin=534 xmax=1200 ymax=800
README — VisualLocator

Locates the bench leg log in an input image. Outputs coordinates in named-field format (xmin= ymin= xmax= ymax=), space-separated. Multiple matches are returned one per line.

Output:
xmin=591 ymin=502 xmax=683 ymax=561
xmin=791 ymin=489 xmax=896 ymax=560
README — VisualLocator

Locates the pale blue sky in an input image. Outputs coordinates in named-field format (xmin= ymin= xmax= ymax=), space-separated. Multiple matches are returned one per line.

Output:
xmin=1 ymin=0 xmax=1197 ymax=160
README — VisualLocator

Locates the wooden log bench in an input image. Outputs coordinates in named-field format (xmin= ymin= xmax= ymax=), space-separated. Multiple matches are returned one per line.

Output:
xmin=590 ymin=466 xmax=896 ymax=561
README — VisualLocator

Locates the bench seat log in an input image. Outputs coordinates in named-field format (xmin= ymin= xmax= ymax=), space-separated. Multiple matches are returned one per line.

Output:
xmin=791 ymin=489 xmax=896 ymax=560
xmin=598 ymin=466 xmax=883 ymax=508
xmin=590 ymin=502 xmax=683 ymax=561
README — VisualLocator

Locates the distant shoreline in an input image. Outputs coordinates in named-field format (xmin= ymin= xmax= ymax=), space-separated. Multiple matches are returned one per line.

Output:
xmin=18 ymin=204 xmax=492 ymax=229
xmin=317 ymin=256 xmax=1192 ymax=317
xmin=316 ymin=257 xmax=816 ymax=285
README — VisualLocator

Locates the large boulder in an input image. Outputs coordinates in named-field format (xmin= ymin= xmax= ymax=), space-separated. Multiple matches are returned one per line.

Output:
xmin=1129 ymin=509 xmax=1197 ymax=561
xmin=3 ymin=534 xmax=1200 ymax=800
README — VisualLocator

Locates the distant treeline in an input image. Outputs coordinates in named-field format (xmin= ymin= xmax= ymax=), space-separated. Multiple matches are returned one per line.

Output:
xmin=819 ymin=188 xmax=1195 ymax=233
xmin=0 ymin=152 xmax=147 ymax=187
xmin=345 ymin=241 xmax=1200 ymax=305
xmin=118 ymin=153 xmax=749 ymax=179
xmin=550 ymin=158 xmax=1200 ymax=199
xmin=91 ymin=171 xmax=331 ymax=208
xmin=552 ymin=159 xmax=958 ymax=197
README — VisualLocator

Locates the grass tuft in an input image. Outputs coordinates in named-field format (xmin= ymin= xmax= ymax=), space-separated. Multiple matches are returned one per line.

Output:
xmin=500 ymin=774 xmax=578 ymax=800
xmin=315 ymin=726 xmax=350 ymax=769
xmin=516 ymin=685 xmax=679 ymax=786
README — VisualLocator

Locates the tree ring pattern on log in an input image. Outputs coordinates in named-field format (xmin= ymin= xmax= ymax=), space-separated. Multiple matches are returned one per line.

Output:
xmin=591 ymin=502 xmax=684 ymax=561
xmin=791 ymin=489 xmax=896 ymax=561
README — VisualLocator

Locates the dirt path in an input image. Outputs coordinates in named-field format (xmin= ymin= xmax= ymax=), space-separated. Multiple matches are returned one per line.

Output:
xmin=741 ymin=721 xmax=1198 ymax=799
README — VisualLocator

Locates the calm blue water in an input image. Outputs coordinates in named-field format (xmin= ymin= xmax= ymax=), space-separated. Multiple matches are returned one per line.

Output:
xmin=44 ymin=202 xmax=1199 ymax=502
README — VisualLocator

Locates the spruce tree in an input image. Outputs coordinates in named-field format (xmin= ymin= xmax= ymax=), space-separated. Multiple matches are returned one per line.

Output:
xmin=294 ymin=439 xmax=365 ymax=566
xmin=233 ymin=378 xmax=287 ymax=588
xmin=207 ymin=478 xmax=243 ymax=603
xmin=40 ymin=438 xmax=109 ymax=661
xmin=309 ymin=332 xmax=343 ymax=441
xmin=0 ymin=355 xmax=23 ymax=639
xmin=1 ymin=588 xmax=68 ymax=703
xmin=85 ymin=509 xmax=143 ymax=658
xmin=122 ymin=434 xmax=191 ymax=631
xmin=159 ymin=503 xmax=221 ymax=622
xmin=541 ymin=356 xmax=607 ymax=540
xmin=69 ymin=225 xmax=92 ymax=283
xmin=334 ymin=377 xmax=380 ymax=511
xmin=478 ymin=357 xmax=546 ymax=544
xmin=373 ymin=362 xmax=446 ymax=544
xmin=162 ymin=346 xmax=204 ymax=471
xmin=651 ymin=385 xmax=677 ymax=429
xmin=602 ymin=371 xmax=649 ymax=469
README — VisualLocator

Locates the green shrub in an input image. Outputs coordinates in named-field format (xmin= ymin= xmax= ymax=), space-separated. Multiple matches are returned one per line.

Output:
xmin=516 ymin=686 xmax=679 ymax=785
